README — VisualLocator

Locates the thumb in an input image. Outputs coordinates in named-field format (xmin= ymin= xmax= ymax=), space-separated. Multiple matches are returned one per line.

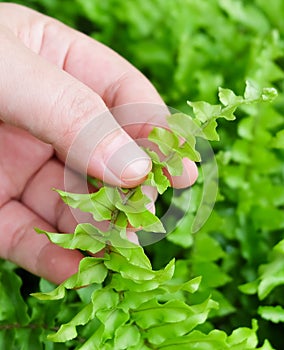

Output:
xmin=0 ymin=29 xmax=151 ymax=187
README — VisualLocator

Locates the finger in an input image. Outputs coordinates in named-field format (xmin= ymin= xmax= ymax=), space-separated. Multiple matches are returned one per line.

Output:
xmin=0 ymin=123 xmax=53 ymax=206
xmin=164 ymin=158 xmax=199 ymax=188
xmin=32 ymin=16 xmax=199 ymax=188
xmin=0 ymin=200 xmax=83 ymax=284
xmin=21 ymin=159 xmax=92 ymax=233
xmin=21 ymin=158 xmax=159 ymax=230
xmin=0 ymin=4 xmax=164 ymax=107
xmin=37 ymin=14 xmax=171 ymax=139
xmin=0 ymin=26 xmax=151 ymax=187
xmin=0 ymin=4 xmax=197 ymax=189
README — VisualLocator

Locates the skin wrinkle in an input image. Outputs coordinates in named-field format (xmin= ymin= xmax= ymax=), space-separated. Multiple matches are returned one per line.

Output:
xmin=0 ymin=4 xmax=197 ymax=283
xmin=20 ymin=157 xmax=92 ymax=233
xmin=1 ymin=177 xmax=19 ymax=204
xmin=19 ymin=156 xmax=58 ymax=208
xmin=0 ymin=17 xmax=109 ymax=152
xmin=39 ymin=20 xmax=77 ymax=69
xmin=102 ymin=71 xmax=130 ymax=108
xmin=0 ymin=4 xmax=52 ymax=57
xmin=62 ymin=37 xmax=123 ymax=97
xmin=47 ymin=82 xmax=87 ymax=149
xmin=0 ymin=177 xmax=12 ymax=208
xmin=17 ymin=20 xmax=46 ymax=54
xmin=7 ymin=213 xmax=39 ymax=265
xmin=0 ymin=6 xmax=165 ymax=151
xmin=95 ymin=128 xmax=130 ymax=164
xmin=0 ymin=201 xmax=32 ymax=261
xmin=62 ymin=38 xmax=76 ymax=72
xmin=55 ymin=202 xmax=76 ymax=233
xmin=0 ymin=156 xmax=20 ymax=203
xmin=0 ymin=125 xmax=54 ymax=208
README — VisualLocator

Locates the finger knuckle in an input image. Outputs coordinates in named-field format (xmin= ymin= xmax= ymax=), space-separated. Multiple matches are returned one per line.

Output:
xmin=50 ymin=83 xmax=104 ymax=149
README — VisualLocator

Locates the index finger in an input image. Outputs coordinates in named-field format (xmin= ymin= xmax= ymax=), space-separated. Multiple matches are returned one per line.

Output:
xmin=0 ymin=3 xmax=197 ymax=187
xmin=0 ymin=4 xmax=170 ymax=139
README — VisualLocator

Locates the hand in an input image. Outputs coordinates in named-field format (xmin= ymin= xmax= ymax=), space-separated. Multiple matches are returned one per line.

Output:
xmin=0 ymin=3 xmax=198 ymax=284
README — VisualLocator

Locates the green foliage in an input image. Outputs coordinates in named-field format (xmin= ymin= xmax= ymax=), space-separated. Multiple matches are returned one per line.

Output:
xmin=28 ymin=83 xmax=274 ymax=349
xmin=1 ymin=0 xmax=284 ymax=349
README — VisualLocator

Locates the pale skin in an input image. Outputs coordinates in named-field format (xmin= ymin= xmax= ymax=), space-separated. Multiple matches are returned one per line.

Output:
xmin=0 ymin=3 xmax=198 ymax=284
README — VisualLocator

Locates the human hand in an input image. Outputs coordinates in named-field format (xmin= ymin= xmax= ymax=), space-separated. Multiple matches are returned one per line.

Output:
xmin=0 ymin=3 xmax=198 ymax=284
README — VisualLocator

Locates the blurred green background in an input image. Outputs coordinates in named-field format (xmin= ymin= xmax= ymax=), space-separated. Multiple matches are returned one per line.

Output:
xmin=1 ymin=0 xmax=284 ymax=349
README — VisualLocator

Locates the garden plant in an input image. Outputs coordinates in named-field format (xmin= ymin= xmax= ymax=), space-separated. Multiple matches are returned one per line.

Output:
xmin=1 ymin=1 xmax=284 ymax=349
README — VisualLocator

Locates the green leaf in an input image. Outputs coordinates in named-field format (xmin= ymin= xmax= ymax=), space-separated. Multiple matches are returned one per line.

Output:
xmin=125 ymin=210 xmax=165 ymax=233
xmin=148 ymin=127 xmax=179 ymax=156
xmin=115 ymin=187 xmax=150 ymax=214
xmin=75 ymin=324 xmax=105 ymax=350
xmin=96 ymin=308 xmax=129 ymax=342
xmin=111 ymin=275 xmax=159 ymax=294
xmin=0 ymin=330 xmax=14 ymax=350
xmin=114 ymin=324 xmax=141 ymax=349
xmin=258 ymin=340 xmax=276 ymax=350
xmin=144 ymin=297 xmax=218 ymax=345
xmin=274 ymin=239 xmax=284 ymax=254
xmin=31 ymin=284 xmax=66 ymax=301
xmin=166 ymin=113 xmax=201 ymax=161
xmin=182 ymin=276 xmax=202 ymax=293
xmin=239 ymin=280 xmax=259 ymax=295
xmin=163 ymin=152 xmax=183 ymax=176
xmin=253 ymin=242 xmax=284 ymax=300
xmin=155 ymin=258 xmax=176 ymax=283
xmin=227 ymin=319 xmax=258 ymax=348
xmin=244 ymin=80 xmax=262 ymax=101
xmin=258 ymin=305 xmax=284 ymax=323
xmin=48 ymin=303 xmax=94 ymax=342
xmin=159 ymin=276 xmax=202 ymax=295
xmin=219 ymin=104 xmax=237 ymax=120
xmin=104 ymin=253 xmax=157 ymax=281
xmin=63 ymin=257 xmax=108 ymax=289
xmin=167 ymin=213 xmax=194 ymax=248
xmin=0 ymin=270 xmax=29 ymax=325
xmin=76 ymin=283 xmax=100 ymax=304
xmin=33 ymin=258 xmax=107 ymax=300
xmin=261 ymin=87 xmax=278 ymax=102
xmin=218 ymin=87 xmax=243 ymax=106
xmin=55 ymin=187 xmax=120 ymax=221
xmin=202 ymin=118 xmax=219 ymax=141
xmin=14 ymin=328 xmax=43 ymax=350
xmin=187 ymin=101 xmax=222 ymax=123
xmin=194 ymin=232 xmax=225 ymax=262
xmin=193 ymin=261 xmax=231 ymax=288
xmin=114 ymin=245 xmax=152 ymax=270
xmin=35 ymin=223 xmax=106 ymax=254
xmin=132 ymin=299 xmax=197 ymax=328
xmin=91 ymin=287 xmax=119 ymax=312
xmin=47 ymin=323 xmax=77 ymax=343
xmin=115 ymin=211 xmax=128 ymax=228
xmin=145 ymin=165 xmax=170 ymax=194
xmin=271 ymin=129 xmax=284 ymax=148
xmin=105 ymin=254 xmax=174 ymax=285
xmin=178 ymin=139 xmax=201 ymax=162
xmin=119 ymin=289 xmax=164 ymax=311
xmin=158 ymin=330 xmax=229 ymax=350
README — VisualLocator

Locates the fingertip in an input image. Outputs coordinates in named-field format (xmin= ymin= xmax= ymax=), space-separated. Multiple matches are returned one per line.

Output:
xmin=37 ymin=242 xmax=83 ymax=284
xmin=120 ymin=157 xmax=152 ymax=187
xmin=90 ymin=133 xmax=152 ymax=188
xmin=166 ymin=158 xmax=198 ymax=189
